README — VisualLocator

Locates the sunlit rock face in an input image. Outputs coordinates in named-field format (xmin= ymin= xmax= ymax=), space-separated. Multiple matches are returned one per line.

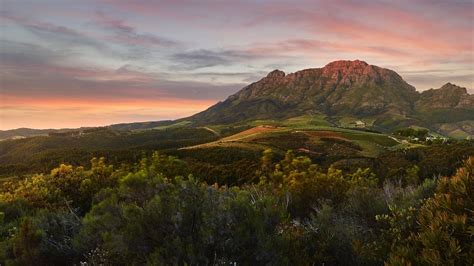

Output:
xmin=191 ymin=60 xmax=474 ymax=133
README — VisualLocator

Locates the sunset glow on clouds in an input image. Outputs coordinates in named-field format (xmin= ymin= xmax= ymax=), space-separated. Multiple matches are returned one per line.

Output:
xmin=1 ymin=0 xmax=473 ymax=129
xmin=1 ymin=96 xmax=215 ymax=129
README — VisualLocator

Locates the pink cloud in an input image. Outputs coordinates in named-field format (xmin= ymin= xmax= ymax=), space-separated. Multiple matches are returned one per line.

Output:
xmin=238 ymin=0 xmax=472 ymax=64
xmin=93 ymin=11 xmax=179 ymax=47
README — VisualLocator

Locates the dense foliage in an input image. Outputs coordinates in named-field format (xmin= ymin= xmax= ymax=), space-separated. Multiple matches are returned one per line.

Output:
xmin=0 ymin=127 xmax=217 ymax=176
xmin=1 ymin=149 xmax=472 ymax=265
xmin=2 ymin=124 xmax=473 ymax=191
xmin=394 ymin=127 xmax=429 ymax=139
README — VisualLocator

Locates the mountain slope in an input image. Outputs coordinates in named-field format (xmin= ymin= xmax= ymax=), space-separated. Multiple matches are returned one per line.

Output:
xmin=416 ymin=82 xmax=473 ymax=110
xmin=190 ymin=60 xmax=473 ymax=136
xmin=415 ymin=82 xmax=474 ymax=137
xmin=2 ymin=60 xmax=471 ymax=139
xmin=191 ymin=60 xmax=420 ymax=124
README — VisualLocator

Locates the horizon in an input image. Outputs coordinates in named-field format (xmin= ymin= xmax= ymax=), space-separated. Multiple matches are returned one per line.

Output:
xmin=1 ymin=60 xmax=472 ymax=131
xmin=1 ymin=0 xmax=473 ymax=130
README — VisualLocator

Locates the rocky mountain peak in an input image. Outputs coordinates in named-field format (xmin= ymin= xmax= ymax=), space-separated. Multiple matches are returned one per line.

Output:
xmin=417 ymin=83 xmax=473 ymax=110
xmin=319 ymin=60 xmax=388 ymax=83
xmin=439 ymin=82 xmax=468 ymax=94
xmin=323 ymin=59 xmax=369 ymax=69
xmin=190 ymin=60 xmax=471 ymax=130
xmin=266 ymin=69 xmax=286 ymax=79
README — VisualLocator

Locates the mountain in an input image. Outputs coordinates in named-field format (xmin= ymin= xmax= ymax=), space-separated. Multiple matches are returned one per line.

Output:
xmin=0 ymin=127 xmax=97 ymax=140
xmin=190 ymin=60 xmax=473 ymax=136
xmin=191 ymin=60 xmax=418 ymax=123
xmin=416 ymin=82 xmax=473 ymax=110
xmin=0 ymin=122 xmax=176 ymax=141
xmin=1 ymin=60 xmax=472 ymax=178
xmin=0 ymin=128 xmax=59 ymax=140
xmin=415 ymin=82 xmax=474 ymax=137
xmin=2 ymin=60 xmax=472 ymax=139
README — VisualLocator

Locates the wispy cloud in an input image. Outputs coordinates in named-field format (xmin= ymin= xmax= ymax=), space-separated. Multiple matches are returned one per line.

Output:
xmin=1 ymin=12 xmax=107 ymax=51
xmin=170 ymin=49 xmax=265 ymax=70
xmin=94 ymin=11 xmax=179 ymax=48
xmin=0 ymin=41 xmax=243 ymax=101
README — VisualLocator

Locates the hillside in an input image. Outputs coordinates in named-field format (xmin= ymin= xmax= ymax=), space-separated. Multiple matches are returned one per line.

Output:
xmin=190 ymin=60 xmax=473 ymax=136
xmin=2 ymin=60 xmax=472 ymax=139
xmin=0 ymin=128 xmax=58 ymax=140
xmin=1 ymin=60 xmax=472 ymax=177
xmin=416 ymin=82 xmax=473 ymax=110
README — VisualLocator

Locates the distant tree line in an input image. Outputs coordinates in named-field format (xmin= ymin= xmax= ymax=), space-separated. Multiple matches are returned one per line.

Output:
xmin=394 ymin=127 xmax=429 ymax=139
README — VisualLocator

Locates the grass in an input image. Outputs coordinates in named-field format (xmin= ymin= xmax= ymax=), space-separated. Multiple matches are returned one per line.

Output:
xmin=281 ymin=115 xmax=332 ymax=128
xmin=221 ymin=126 xmax=288 ymax=142
xmin=203 ymin=125 xmax=227 ymax=134
xmin=335 ymin=116 xmax=377 ymax=128
xmin=339 ymin=131 xmax=398 ymax=147
xmin=182 ymin=115 xmax=402 ymax=159
xmin=181 ymin=126 xmax=288 ymax=150
xmin=166 ymin=114 xmax=412 ymax=160
xmin=153 ymin=121 xmax=192 ymax=130
xmin=389 ymin=142 xmax=425 ymax=151
xmin=447 ymin=129 xmax=470 ymax=139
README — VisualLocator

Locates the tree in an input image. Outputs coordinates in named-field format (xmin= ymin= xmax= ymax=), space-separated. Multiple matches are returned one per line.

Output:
xmin=12 ymin=218 xmax=44 ymax=265
xmin=259 ymin=150 xmax=349 ymax=217
xmin=386 ymin=156 xmax=474 ymax=265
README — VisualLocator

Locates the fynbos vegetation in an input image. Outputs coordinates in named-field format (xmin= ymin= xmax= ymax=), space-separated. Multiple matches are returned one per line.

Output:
xmin=1 ymin=150 xmax=472 ymax=265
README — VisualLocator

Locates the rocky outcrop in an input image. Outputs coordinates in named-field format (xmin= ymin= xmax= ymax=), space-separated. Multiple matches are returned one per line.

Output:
xmin=190 ymin=60 xmax=473 ymax=135
xmin=416 ymin=83 xmax=473 ymax=110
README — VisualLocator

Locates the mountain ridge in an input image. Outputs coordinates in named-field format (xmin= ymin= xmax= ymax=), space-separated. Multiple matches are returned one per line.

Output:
xmin=189 ymin=60 xmax=473 ymax=136
xmin=2 ymin=60 xmax=472 ymax=138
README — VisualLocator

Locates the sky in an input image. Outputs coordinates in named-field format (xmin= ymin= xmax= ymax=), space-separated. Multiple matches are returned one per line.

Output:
xmin=0 ymin=0 xmax=473 ymax=130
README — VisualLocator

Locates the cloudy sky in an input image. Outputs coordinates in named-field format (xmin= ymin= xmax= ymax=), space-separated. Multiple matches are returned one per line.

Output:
xmin=1 ymin=0 xmax=473 ymax=129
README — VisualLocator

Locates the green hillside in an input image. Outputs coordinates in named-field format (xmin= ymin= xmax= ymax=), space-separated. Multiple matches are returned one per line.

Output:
xmin=3 ymin=114 xmax=469 ymax=182
xmin=189 ymin=61 xmax=473 ymax=137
